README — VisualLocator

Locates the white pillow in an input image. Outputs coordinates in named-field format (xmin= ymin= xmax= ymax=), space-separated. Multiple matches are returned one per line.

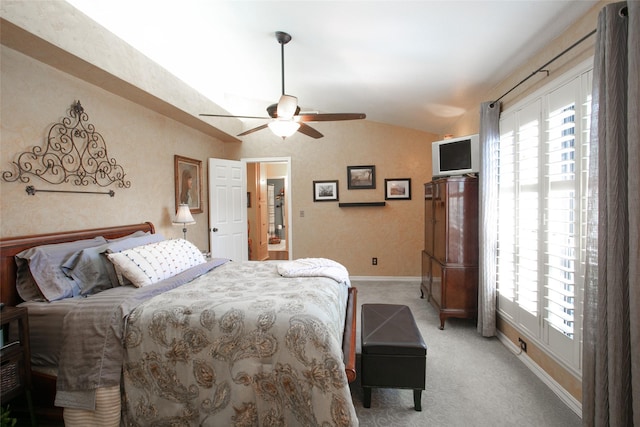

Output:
xmin=107 ymin=239 xmax=205 ymax=287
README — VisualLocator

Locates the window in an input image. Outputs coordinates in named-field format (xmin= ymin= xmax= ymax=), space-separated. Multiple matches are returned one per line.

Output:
xmin=496 ymin=61 xmax=592 ymax=373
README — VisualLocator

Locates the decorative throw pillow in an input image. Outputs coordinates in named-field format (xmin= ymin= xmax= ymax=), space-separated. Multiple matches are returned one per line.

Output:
xmin=103 ymin=233 xmax=166 ymax=286
xmin=62 ymin=233 xmax=166 ymax=293
xmin=107 ymin=239 xmax=205 ymax=287
xmin=15 ymin=237 xmax=107 ymax=301
xmin=61 ymin=243 xmax=113 ymax=296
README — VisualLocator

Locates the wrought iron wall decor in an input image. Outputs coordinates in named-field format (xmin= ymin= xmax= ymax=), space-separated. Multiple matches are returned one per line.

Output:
xmin=2 ymin=101 xmax=130 ymax=193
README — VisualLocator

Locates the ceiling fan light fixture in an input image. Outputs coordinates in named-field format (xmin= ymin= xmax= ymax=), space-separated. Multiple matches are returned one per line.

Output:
xmin=199 ymin=31 xmax=365 ymax=139
xmin=268 ymin=119 xmax=300 ymax=138
xmin=277 ymin=95 xmax=298 ymax=120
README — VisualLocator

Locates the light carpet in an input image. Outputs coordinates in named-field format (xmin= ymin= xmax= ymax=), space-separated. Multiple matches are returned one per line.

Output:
xmin=349 ymin=280 xmax=582 ymax=427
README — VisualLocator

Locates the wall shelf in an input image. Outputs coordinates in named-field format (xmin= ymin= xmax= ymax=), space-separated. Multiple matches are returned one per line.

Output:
xmin=338 ymin=202 xmax=386 ymax=207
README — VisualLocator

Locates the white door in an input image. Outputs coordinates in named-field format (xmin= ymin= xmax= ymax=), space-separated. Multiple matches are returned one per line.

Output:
xmin=208 ymin=158 xmax=247 ymax=261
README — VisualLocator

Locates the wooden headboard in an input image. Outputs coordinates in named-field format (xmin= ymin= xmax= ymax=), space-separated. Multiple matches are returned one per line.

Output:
xmin=0 ymin=222 xmax=155 ymax=307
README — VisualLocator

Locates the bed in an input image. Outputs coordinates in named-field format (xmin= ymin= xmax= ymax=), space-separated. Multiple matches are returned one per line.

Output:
xmin=0 ymin=222 xmax=358 ymax=426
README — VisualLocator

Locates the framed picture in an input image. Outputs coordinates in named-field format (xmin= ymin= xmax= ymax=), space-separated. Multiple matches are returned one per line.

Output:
xmin=385 ymin=178 xmax=411 ymax=200
xmin=174 ymin=155 xmax=203 ymax=214
xmin=313 ymin=180 xmax=339 ymax=202
xmin=347 ymin=165 xmax=376 ymax=189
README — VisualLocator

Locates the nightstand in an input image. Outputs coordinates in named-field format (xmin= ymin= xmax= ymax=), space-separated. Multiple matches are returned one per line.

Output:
xmin=1 ymin=306 xmax=36 ymax=426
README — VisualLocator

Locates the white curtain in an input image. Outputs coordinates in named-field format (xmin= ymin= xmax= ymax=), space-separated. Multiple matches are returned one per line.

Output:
xmin=477 ymin=101 xmax=500 ymax=337
xmin=582 ymin=2 xmax=639 ymax=426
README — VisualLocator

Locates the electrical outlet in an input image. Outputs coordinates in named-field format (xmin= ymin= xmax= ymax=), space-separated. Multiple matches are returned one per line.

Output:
xmin=372 ymin=257 xmax=377 ymax=265
xmin=518 ymin=337 xmax=527 ymax=352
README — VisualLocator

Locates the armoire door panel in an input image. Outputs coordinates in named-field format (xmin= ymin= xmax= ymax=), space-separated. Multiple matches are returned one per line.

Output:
xmin=421 ymin=176 xmax=478 ymax=329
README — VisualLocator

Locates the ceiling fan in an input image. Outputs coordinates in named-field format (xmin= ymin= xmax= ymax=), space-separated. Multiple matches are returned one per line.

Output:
xmin=199 ymin=31 xmax=366 ymax=139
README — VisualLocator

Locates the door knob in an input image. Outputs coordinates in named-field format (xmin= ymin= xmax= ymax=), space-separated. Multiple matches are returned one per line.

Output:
xmin=211 ymin=228 xmax=219 ymax=232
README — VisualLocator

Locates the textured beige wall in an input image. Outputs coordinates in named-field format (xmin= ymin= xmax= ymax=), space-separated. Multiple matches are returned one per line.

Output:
xmin=0 ymin=0 xmax=239 ymax=253
xmin=228 ymin=120 xmax=437 ymax=277
xmin=0 ymin=45 xmax=224 ymax=251
xmin=498 ymin=318 xmax=582 ymax=402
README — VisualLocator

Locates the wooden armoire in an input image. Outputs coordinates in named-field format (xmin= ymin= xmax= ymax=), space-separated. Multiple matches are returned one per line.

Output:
xmin=421 ymin=176 xmax=479 ymax=329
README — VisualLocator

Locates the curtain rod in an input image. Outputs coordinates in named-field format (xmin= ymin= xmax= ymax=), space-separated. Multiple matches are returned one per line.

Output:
xmin=25 ymin=186 xmax=115 ymax=197
xmin=490 ymin=29 xmax=597 ymax=107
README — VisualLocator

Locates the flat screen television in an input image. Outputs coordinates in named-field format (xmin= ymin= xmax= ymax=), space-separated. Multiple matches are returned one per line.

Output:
xmin=431 ymin=134 xmax=479 ymax=178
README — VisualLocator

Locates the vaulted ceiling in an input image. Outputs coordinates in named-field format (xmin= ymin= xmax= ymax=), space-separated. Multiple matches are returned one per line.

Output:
xmin=65 ymin=0 xmax=598 ymax=135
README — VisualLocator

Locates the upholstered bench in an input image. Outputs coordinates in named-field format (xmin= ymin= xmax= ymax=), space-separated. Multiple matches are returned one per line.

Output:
xmin=361 ymin=303 xmax=427 ymax=411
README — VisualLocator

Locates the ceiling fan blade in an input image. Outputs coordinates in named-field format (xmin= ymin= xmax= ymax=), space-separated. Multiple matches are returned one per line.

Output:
xmin=277 ymin=95 xmax=298 ymax=119
xmin=201 ymin=31 xmax=365 ymax=135
xmin=237 ymin=123 xmax=269 ymax=136
xmin=296 ymin=113 xmax=366 ymax=122
xmin=200 ymin=113 xmax=270 ymax=120
xmin=297 ymin=123 xmax=324 ymax=139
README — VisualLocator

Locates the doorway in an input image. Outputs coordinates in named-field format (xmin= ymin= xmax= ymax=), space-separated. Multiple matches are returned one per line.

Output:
xmin=244 ymin=157 xmax=291 ymax=261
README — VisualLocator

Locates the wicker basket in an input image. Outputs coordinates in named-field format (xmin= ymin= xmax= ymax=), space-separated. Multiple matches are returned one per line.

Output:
xmin=1 ymin=359 xmax=22 ymax=395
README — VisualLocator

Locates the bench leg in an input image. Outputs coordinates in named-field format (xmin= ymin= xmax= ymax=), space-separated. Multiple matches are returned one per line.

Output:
xmin=363 ymin=387 xmax=372 ymax=408
xmin=413 ymin=389 xmax=422 ymax=411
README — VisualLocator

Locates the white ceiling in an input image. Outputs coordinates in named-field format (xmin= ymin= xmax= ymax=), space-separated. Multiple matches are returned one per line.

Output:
xmin=65 ymin=0 xmax=598 ymax=135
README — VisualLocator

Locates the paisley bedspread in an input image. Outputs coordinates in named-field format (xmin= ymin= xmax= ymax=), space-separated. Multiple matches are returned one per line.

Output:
xmin=121 ymin=260 xmax=357 ymax=426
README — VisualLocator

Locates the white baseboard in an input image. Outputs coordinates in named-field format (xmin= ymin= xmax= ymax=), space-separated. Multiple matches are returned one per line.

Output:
xmin=497 ymin=331 xmax=582 ymax=418
xmin=350 ymin=276 xmax=421 ymax=282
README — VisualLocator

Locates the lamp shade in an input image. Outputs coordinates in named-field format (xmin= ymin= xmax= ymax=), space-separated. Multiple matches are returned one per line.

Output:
xmin=173 ymin=204 xmax=195 ymax=225
xmin=268 ymin=119 xmax=300 ymax=138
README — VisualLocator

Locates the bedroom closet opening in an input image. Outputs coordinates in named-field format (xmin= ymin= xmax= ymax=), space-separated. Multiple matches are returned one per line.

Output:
xmin=245 ymin=158 xmax=291 ymax=261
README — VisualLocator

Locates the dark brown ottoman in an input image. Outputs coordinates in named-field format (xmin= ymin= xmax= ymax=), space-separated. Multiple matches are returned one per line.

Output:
xmin=361 ymin=303 xmax=427 ymax=411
